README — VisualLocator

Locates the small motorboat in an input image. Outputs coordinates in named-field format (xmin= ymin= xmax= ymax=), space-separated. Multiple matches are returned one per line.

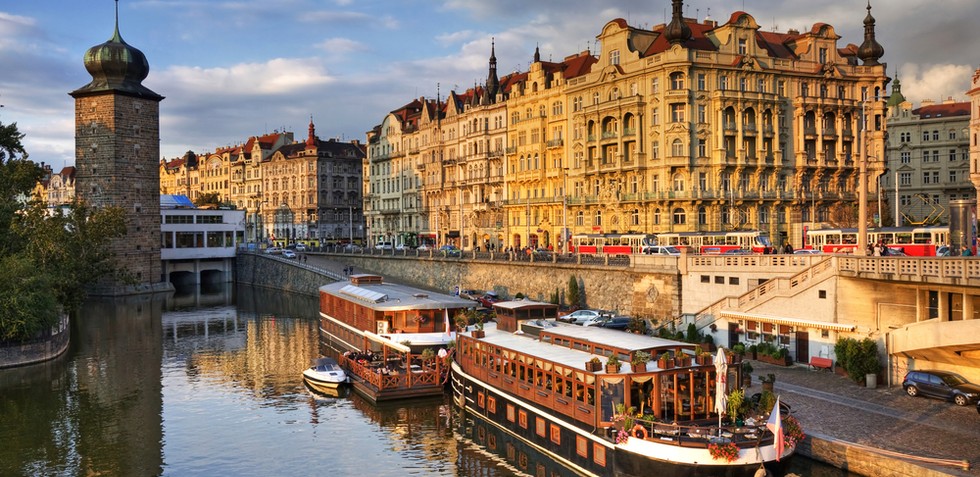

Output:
xmin=302 ymin=357 xmax=348 ymax=392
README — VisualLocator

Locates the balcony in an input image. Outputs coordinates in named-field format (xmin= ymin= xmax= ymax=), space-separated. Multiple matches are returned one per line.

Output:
xmin=723 ymin=123 xmax=737 ymax=135
xmin=822 ymin=129 xmax=838 ymax=140
xmin=601 ymin=131 xmax=618 ymax=140
xmin=743 ymin=124 xmax=757 ymax=136
xmin=547 ymin=138 xmax=564 ymax=148
xmin=623 ymin=128 xmax=636 ymax=137
xmin=803 ymin=127 xmax=817 ymax=139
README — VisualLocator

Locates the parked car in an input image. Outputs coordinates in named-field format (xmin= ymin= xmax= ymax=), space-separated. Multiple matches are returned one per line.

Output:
xmin=282 ymin=250 xmax=297 ymax=259
xmin=459 ymin=289 xmax=482 ymax=301
xmin=341 ymin=244 xmax=362 ymax=253
xmin=439 ymin=245 xmax=462 ymax=257
xmin=477 ymin=291 xmax=500 ymax=308
xmin=582 ymin=315 xmax=612 ymax=327
xmin=599 ymin=316 xmax=632 ymax=331
xmin=294 ymin=243 xmax=308 ymax=252
xmin=902 ymin=370 xmax=980 ymax=406
xmin=375 ymin=242 xmax=394 ymax=251
xmin=642 ymin=245 xmax=681 ymax=256
xmin=416 ymin=244 xmax=432 ymax=251
xmin=264 ymin=247 xmax=283 ymax=255
xmin=560 ymin=309 xmax=605 ymax=325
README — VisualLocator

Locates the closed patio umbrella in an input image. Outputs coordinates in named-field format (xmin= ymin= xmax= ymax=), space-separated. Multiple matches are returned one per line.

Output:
xmin=713 ymin=347 xmax=728 ymax=435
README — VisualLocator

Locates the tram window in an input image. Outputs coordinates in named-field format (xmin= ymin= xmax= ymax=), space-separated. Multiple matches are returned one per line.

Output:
xmin=896 ymin=233 xmax=912 ymax=244
xmin=842 ymin=234 xmax=856 ymax=244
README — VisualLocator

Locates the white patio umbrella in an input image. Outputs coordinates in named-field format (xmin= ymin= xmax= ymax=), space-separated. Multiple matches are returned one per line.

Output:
xmin=713 ymin=347 xmax=728 ymax=436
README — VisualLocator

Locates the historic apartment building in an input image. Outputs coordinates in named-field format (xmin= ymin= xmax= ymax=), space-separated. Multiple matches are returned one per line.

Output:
xmin=364 ymin=0 xmax=889 ymax=250
xmin=883 ymin=78 xmax=972 ymax=226
xmin=158 ymin=121 xmax=365 ymax=245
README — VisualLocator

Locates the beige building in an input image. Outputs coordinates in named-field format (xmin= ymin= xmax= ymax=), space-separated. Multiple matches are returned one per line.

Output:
xmin=366 ymin=1 xmax=890 ymax=250
xmin=884 ymin=80 xmax=972 ymax=226
xmin=158 ymin=123 xmax=364 ymax=245
xmin=969 ymin=67 xmax=980 ymax=213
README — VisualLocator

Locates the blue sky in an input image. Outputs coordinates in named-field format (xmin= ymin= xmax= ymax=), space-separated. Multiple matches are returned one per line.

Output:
xmin=1 ymin=0 xmax=977 ymax=170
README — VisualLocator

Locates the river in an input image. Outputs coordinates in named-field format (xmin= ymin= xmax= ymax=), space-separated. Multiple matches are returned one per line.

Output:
xmin=0 ymin=284 xmax=850 ymax=476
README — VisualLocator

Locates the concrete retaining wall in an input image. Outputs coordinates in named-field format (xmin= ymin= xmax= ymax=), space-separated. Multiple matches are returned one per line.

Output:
xmin=801 ymin=432 xmax=966 ymax=477
xmin=0 ymin=315 xmax=71 ymax=369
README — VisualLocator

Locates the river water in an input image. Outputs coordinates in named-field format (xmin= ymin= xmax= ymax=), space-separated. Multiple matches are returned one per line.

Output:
xmin=0 ymin=284 xmax=849 ymax=476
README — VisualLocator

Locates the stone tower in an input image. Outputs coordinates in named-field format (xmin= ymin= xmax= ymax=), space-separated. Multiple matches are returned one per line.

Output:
xmin=69 ymin=2 xmax=170 ymax=295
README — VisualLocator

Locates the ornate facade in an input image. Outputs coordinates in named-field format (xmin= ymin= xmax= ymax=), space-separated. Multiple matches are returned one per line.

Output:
xmin=884 ymin=79 xmax=972 ymax=225
xmin=366 ymin=1 xmax=889 ymax=250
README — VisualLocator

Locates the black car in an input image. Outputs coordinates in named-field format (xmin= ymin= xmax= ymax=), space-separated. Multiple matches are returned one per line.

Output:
xmin=902 ymin=370 xmax=980 ymax=406
xmin=600 ymin=317 xmax=632 ymax=331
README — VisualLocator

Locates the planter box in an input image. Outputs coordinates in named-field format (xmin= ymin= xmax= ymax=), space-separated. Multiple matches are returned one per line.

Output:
xmin=471 ymin=330 xmax=486 ymax=338
xmin=606 ymin=364 xmax=621 ymax=374
xmin=585 ymin=361 xmax=602 ymax=372
xmin=756 ymin=354 xmax=792 ymax=366
xmin=632 ymin=362 xmax=647 ymax=373
xmin=658 ymin=359 xmax=673 ymax=369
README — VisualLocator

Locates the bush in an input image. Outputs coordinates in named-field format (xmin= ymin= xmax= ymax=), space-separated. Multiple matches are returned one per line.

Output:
xmin=835 ymin=337 xmax=880 ymax=383
xmin=686 ymin=323 xmax=699 ymax=342
xmin=567 ymin=276 xmax=581 ymax=310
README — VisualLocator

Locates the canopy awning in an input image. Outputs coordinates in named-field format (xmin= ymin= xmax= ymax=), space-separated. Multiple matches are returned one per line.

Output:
xmin=720 ymin=310 xmax=856 ymax=332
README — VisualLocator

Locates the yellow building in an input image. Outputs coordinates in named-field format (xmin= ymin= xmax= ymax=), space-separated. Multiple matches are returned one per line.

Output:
xmin=367 ymin=1 xmax=889 ymax=251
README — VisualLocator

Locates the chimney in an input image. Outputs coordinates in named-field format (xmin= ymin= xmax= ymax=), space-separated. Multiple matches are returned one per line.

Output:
xmin=943 ymin=96 xmax=955 ymax=104
xmin=920 ymin=99 xmax=935 ymax=107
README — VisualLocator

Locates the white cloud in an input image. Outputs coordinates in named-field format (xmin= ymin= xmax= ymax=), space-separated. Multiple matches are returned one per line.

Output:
xmin=152 ymin=58 xmax=334 ymax=97
xmin=898 ymin=63 xmax=974 ymax=105
xmin=316 ymin=37 xmax=368 ymax=55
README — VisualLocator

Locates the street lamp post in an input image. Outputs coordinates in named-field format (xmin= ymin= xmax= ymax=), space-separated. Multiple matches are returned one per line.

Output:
xmin=561 ymin=168 xmax=568 ymax=254
xmin=856 ymin=95 xmax=870 ymax=256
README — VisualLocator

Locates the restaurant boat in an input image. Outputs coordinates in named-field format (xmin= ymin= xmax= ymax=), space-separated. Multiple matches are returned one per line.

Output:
xmin=451 ymin=299 xmax=797 ymax=477
xmin=318 ymin=274 xmax=474 ymax=402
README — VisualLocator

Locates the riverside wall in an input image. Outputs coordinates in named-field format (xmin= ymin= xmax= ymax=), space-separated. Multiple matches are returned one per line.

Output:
xmin=236 ymin=253 xmax=681 ymax=321
xmin=0 ymin=315 xmax=70 ymax=369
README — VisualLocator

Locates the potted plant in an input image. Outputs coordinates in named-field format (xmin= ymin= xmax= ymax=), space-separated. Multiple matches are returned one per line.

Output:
xmin=420 ymin=348 xmax=436 ymax=361
xmin=658 ymin=352 xmax=673 ymax=369
xmin=675 ymin=353 xmax=691 ymax=367
xmin=471 ymin=319 xmax=485 ymax=338
xmin=759 ymin=373 xmax=776 ymax=392
xmin=726 ymin=388 xmax=745 ymax=424
xmin=586 ymin=357 xmax=602 ymax=372
xmin=606 ymin=355 xmax=621 ymax=373
xmin=631 ymin=351 xmax=651 ymax=373
xmin=741 ymin=361 xmax=753 ymax=387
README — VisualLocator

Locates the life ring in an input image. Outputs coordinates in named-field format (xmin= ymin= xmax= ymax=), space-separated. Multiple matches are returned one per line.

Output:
xmin=631 ymin=424 xmax=647 ymax=439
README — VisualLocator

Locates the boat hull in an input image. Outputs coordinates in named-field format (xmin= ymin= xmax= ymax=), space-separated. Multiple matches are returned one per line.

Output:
xmin=451 ymin=362 xmax=792 ymax=477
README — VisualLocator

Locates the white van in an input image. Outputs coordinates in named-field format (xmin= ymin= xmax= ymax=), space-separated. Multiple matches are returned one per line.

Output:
xmin=375 ymin=241 xmax=393 ymax=250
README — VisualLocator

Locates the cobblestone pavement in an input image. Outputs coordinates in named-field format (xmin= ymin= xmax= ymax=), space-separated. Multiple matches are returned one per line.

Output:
xmin=751 ymin=361 xmax=980 ymax=476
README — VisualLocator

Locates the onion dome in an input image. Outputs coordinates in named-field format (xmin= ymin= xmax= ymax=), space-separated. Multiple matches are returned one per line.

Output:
xmin=857 ymin=2 xmax=884 ymax=66
xmin=71 ymin=5 xmax=162 ymax=100
xmin=886 ymin=75 xmax=906 ymax=110
xmin=664 ymin=0 xmax=692 ymax=46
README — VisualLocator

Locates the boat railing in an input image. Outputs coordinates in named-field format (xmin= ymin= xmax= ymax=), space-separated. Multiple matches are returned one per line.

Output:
xmin=623 ymin=417 xmax=773 ymax=448
xmin=341 ymin=355 xmax=441 ymax=389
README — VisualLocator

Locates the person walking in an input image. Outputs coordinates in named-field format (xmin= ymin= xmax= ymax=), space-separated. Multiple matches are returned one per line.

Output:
xmin=961 ymin=246 xmax=973 ymax=256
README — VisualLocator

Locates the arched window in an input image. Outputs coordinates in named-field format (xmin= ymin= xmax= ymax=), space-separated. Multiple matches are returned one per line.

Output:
xmin=672 ymin=208 xmax=686 ymax=225
xmin=673 ymin=173 xmax=685 ymax=191
xmin=654 ymin=208 xmax=661 ymax=225
xmin=671 ymin=139 xmax=684 ymax=157
xmin=576 ymin=211 xmax=584 ymax=226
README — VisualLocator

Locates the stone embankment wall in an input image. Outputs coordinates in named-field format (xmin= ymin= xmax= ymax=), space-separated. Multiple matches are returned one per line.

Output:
xmin=801 ymin=433 xmax=965 ymax=477
xmin=0 ymin=315 xmax=70 ymax=369
xmin=237 ymin=253 xmax=680 ymax=321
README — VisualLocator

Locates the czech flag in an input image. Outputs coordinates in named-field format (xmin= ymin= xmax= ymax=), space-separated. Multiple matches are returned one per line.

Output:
xmin=766 ymin=396 xmax=785 ymax=460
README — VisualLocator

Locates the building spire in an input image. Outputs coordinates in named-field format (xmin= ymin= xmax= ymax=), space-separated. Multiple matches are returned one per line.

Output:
xmin=485 ymin=38 xmax=500 ymax=104
xmin=533 ymin=44 xmax=541 ymax=63
xmin=664 ymin=0 xmax=691 ymax=46
xmin=857 ymin=1 xmax=884 ymax=66
xmin=306 ymin=115 xmax=316 ymax=147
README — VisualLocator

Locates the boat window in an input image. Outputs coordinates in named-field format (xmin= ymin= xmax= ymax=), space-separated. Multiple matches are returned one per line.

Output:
xmin=600 ymin=377 xmax=625 ymax=423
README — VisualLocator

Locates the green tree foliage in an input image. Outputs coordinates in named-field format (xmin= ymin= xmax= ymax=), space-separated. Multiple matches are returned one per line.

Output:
xmin=0 ymin=119 xmax=126 ymax=341
xmin=567 ymin=275 xmax=580 ymax=310
xmin=194 ymin=192 xmax=222 ymax=208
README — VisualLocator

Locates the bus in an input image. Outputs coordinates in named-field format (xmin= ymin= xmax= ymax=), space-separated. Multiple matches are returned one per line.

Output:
xmin=569 ymin=234 xmax=657 ymax=255
xmin=805 ymin=226 xmax=949 ymax=256
xmin=655 ymin=230 xmax=772 ymax=254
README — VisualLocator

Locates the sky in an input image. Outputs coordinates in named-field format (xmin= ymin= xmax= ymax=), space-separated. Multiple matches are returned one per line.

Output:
xmin=1 ymin=0 xmax=977 ymax=170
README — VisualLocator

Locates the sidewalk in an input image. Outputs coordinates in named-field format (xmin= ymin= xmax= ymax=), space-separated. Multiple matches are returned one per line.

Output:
xmin=750 ymin=361 xmax=979 ymax=476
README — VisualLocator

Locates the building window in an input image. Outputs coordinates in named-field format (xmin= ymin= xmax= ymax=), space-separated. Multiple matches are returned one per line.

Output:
xmin=672 ymin=207 xmax=686 ymax=225
xmin=609 ymin=49 xmax=619 ymax=65
xmin=698 ymin=104 xmax=707 ymax=124
xmin=651 ymin=78 xmax=660 ymax=94
xmin=697 ymin=73 xmax=706 ymax=91
xmin=900 ymin=151 xmax=910 ymax=164
xmin=819 ymin=290 xmax=827 ymax=299
xmin=594 ymin=210 xmax=602 ymax=227
xmin=670 ymin=72 xmax=685 ymax=90
xmin=673 ymin=173 xmax=685 ymax=191
xmin=671 ymin=103 xmax=685 ymax=123
xmin=818 ymin=47 xmax=827 ymax=64
xmin=671 ymin=139 xmax=684 ymax=156
xmin=698 ymin=206 xmax=707 ymax=225
xmin=899 ymin=172 xmax=911 ymax=186
xmin=738 ymin=38 xmax=747 ymax=55
xmin=701 ymin=275 xmax=710 ymax=283
xmin=698 ymin=139 xmax=707 ymax=157
xmin=729 ymin=277 xmax=739 ymax=285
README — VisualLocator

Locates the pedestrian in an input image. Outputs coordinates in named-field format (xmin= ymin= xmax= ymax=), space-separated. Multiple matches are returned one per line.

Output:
xmin=962 ymin=246 xmax=973 ymax=257
xmin=303 ymin=255 xmax=308 ymax=264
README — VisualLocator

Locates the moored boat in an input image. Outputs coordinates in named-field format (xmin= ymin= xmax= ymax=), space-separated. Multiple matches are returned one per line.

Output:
xmin=318 ymin=274 xmax=475 ymax=402
xmin=302 ymin=357 xmax=348 ymax=393
xmin=451 ymin=299 xmax=798 ymax=477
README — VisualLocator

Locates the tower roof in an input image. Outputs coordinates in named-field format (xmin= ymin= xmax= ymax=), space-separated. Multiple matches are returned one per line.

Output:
xmin=70 ymin=1 xmax=162 ymax=100
xmin=856 ymin=2 xmax=884 ymax=66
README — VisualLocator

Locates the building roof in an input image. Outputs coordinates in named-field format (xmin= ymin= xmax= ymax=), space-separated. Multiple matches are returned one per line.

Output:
xmin=913 ymin=102 xmax=970 ymax=119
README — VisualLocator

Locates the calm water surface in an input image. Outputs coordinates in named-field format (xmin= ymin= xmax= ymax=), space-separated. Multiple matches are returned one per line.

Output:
xmin=0 ymin=284 xmax=849 ymax=476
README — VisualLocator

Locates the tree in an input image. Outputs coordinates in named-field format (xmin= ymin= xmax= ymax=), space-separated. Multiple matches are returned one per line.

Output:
xmin=0 ymin=119 xmax=125 ymax=341
xmin=567 ymin=275 xmax=581 ymax=310
xmin=194 ymin=192 xmax=222 ymax=208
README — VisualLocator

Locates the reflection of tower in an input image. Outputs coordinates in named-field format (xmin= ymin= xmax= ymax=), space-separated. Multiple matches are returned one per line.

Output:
xmin=70 ymin=2 xmax=170 ymax=295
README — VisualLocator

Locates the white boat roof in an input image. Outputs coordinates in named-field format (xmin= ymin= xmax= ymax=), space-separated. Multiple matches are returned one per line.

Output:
xmin=319 ymin=278 xmax=474 ymax=312
xmin=477 ymin=321 xmax=690 ymax=372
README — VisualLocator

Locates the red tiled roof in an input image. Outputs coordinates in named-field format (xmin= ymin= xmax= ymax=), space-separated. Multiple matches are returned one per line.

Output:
xmin=913 ymin=102 xmax=970 ymax=118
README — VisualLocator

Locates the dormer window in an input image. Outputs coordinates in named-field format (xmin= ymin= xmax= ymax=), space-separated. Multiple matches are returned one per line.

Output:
xmin=610 ymin=49 xmax=620 ymax=65
xmin=738 ymin=38 xmax=747 ymax=55
xmin=819 ymin=47 xmax=828 ymax=64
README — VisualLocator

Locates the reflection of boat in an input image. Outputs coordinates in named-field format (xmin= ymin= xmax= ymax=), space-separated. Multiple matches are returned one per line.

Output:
xmin=302 ymin=357 xmax=348 ymax=392
xmin=304 ymin=381 xmax=348 ymax=399
xmin=318 ymin=274 xmax=474 ymax=402
xmin=451 ymin=299 xmax=796 ymax=477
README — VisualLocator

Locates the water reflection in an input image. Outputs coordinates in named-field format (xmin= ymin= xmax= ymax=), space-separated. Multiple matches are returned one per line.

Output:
xmin=0 ymin=283 xmax=846 ymax=476
xmin=0 ymin=294 xmax=164 ymax=477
